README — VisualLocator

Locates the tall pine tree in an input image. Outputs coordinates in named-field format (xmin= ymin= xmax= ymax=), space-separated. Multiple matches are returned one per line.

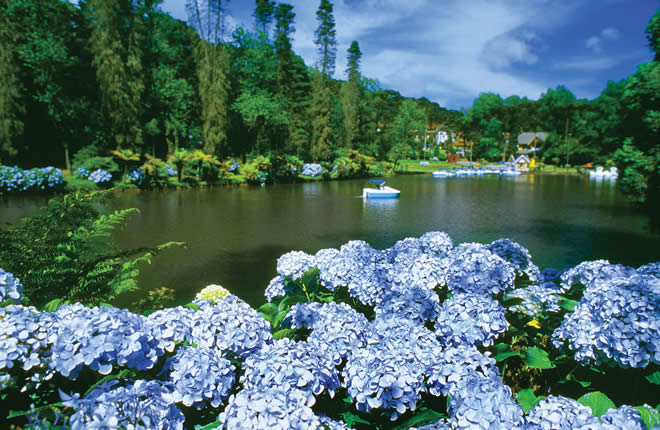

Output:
xmin=342 ymin=40 xmax=362 ymax=149
xmin=187 ymin=0 xmax=229 ymax=157
xmin=87 ymin=0 xmax=144 ymax=152
xmin=254 ymin=0 xmax=275 ymax=36
xmin=309 ymin=0 xmax=336 ymax=161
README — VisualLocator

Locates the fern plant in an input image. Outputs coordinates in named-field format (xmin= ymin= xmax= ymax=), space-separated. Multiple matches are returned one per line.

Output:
xmin=0 ymin=191 xmax=184 ymax=308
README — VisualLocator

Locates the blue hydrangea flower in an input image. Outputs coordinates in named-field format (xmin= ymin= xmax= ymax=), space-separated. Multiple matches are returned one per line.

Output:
xmin=286 ymin=302 xmax=371 ymax=360
xmin=448 ymin=370 xmax=524 ymax=429
xmin=375 ymin=285 xmax=440 ymax=325
xmin=87 ymin=169 xmax=112 ymax=184
xmin=342 ymin=342 xmax=426 ymax=420
xmin=552 ymin=273 xmax=659 ymax=367
xmin=74 ymin=167 xmax=90 ymax=178
xmin=425 ymin=345 xmax=498 ymax=398
xmin=265 ymin=275 xmax=287 ymax=302
xmin=419 ymin=231 xmax=453 ymax=257
xmin=219 ymin=387 xmax=320 ymax=429
xmin=446 ymin=243 xmax=516 ymax=296
xmin=559 ymin=260 xmax=611 ymax=292
xmin=146 ymin=306 xmax=198 ymax=352
xmin=314 ymin=241 xmax=387 ymax=306
xmin=0 ymin=305 xmax=48 ymax=374
xmin=540 ymin=268 xmax=563 ymax=284
xmin=165 ymin=164 xmax=177 ymax=176
xmin=434 ymin=294 xmax=509 ymax=347
xmin=637 ymin=262 xmax=660 ymax=278
xmin=410 ymin=418 xmax=451 ymax=429
xmin=47 ymin=304 xmax=164 ymax=378
xmin=487 ymin=238 xmax=541 ymax=282
xmin=190 ymin=296 xmax=272 ymax=358
xmin=369 ymin=315 xmax=442 ymax=369
xmin=526 ymin=395 xmax=599 ymax=429
xmin=240 ymin=338 xmax=339 ymax=407
xmin=301 ymin=163 xmax=323 ymax=177
xmin=126 ymin=168 xmax=145 ymax=184
xmin=597 ymin=405 xmax=644 ymax=429
xmin=505 ymin=284 xmax=562 ymax=317
xmin=0 ymin=269 xmax=23 ymax=303
xmin=384 ymin=238 xmax=448 ymax=291
xmin=159 ymin=346 xmax=235 ymax=409
xmin=276 ymin=250 xmax=317 ymax=281
xmin=61 ymin=379 xmax=184 ymax=430
xmin=227 ymin=160 xmax=240 ymax=173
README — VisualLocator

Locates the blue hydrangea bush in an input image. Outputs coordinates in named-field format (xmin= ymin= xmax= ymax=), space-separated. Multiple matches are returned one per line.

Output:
xmin=0 ymin=166 xmax=64 ymax=194
xmin=1 ymin=232 xmax=659 ymax=429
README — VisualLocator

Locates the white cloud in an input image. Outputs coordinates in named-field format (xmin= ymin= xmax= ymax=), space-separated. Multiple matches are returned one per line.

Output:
xmin=585 ymin=27 xmax=621 ymax=52
xmin=552 ymin=56 xmax=619 ymax=71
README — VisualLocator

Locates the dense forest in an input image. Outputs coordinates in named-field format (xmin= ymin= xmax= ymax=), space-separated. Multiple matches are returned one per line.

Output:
xmin=0 ymin=0 xmax=658 ymax=206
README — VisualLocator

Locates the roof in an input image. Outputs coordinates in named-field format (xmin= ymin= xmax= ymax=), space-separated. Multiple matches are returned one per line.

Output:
xmin=518 ymin=132 xmax=548 ymax=145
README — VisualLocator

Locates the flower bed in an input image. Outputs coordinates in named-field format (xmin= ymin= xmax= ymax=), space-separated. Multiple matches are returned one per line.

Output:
xmin=0 ymin=233 xmax=658 ymax=429
xmin=0 ymin=166 xmax=64 ymax=194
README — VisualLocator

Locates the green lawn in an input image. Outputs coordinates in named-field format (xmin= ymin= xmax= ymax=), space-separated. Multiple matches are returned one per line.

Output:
xmin=396 ymin=159 xmax=466 ymax=173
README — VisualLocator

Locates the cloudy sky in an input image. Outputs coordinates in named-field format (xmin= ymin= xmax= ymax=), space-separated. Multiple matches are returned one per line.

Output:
xmin=159 ymin=0 xmax=658 ymax=110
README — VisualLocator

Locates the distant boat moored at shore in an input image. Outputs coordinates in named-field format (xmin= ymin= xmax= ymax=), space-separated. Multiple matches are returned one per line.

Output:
xmin=588 ymin=166 xmax=618 ymax=179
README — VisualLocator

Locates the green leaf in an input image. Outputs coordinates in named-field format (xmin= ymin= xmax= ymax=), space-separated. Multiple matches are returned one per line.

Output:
xmin=516 ymin=389 xmax=545 ymax=413
xmin=273 ymin=309 xmax=290 ymax=329
xmin=340 ymin=411 xmax=372 ymax=427
xmin=391 ymin=408 xmax=446 ymax=430
xmin=258 ymin=303 xmax=278 ymax=315
xmin=525 ymin=347 xmax=555 ymax=369
xmin=194 ymin=419 xmax=223 ymax=430
xmin=633 ymin=405 xmax=660 ymax=429
xmin=565 ymin=373 xmax=592 ymax=388
xmin=183 ymin=303 xmax=200 ymax=311
xmin=300 ymin=267 xmax=320 ymax=287
xmin=645 ymin=371 xmax=660 ymax=385
xmin=493 ymin=343 xmax=512 ymax=354
xmin=272 ymin=329 xmax=296 ymax=340
xmin=493 ymin=351 xmax=523 ymax=362
xmin=555 ymin=295 xmax=579 ymax=312
xmin=84 ymin=369 xmax=136 ymax=396
xmin=578 ymin=392 xmax=616 ymax=418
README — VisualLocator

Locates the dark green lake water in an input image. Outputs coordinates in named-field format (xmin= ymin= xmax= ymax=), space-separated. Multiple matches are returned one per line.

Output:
xmin=2 ymin=174 xmax=659 ymax=308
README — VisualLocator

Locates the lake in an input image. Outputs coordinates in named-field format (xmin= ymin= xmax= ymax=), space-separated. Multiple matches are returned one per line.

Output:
xmin=2 ymin=173 xmax=659 ymax=308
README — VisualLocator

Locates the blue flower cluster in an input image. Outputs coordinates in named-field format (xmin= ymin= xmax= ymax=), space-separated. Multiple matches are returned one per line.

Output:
xmin=445 ymin=243 xmax=516 ymax=296
xmin=301 ymin=163 xmax=323 ymax=177
xmin=241 ymin=338 xmax=340 ymax=407
xmin=487 ymin=238 xmax=541 ymax=282
xmin=553 ymin=270 xmax=659 ymax=368
xmin=61 ymin=379 xmax=185 ymax=430
xmin=505 ymin=283 xmax=562 ymax=317
xmin=448 ymin=370 xmax=524 ymax=429
xmin=525 ymin=395 xmax=600 ymax=428
xmin=0 ymin=165 xmax=64 ymax=193
xmin=160 ymin=346 xmax=235 ymax=409
xmin=434 ymin=294 xmax=509 ymax=347
xmin=227 ymin=160 xmax=240 ymax=173
xmin=375 ymin=285 xmax=440 ymax=324
xmin=219 ymin=386 xmax=321 ymax=429
xmin=126 ymin=168 xmax=145 ymax=185
xmin=426 ymin=345 xmax=498 ymax=398
xmin=191 ymin=296 xmax=273 ymax=358
xmin=87 ymin=168 xmax=112 ymax=184
xmin=559 ymin=259 xmax=611 ymax=292
xmin=276 ymin=250 xmax=317 ymax=280
xmin=286 ymin=302 xmax=371 ymax=359
xmin=73 ymin=167 xmax=90 ymax=178
xmin=0 ymin=269 xmax=23 ymax=303
xmin=165 ymin=163 xmax=177 ymax=176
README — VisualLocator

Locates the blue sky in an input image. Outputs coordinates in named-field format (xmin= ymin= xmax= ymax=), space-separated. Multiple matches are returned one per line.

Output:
xmin=159 ymin=0 xmax=659 ymax=110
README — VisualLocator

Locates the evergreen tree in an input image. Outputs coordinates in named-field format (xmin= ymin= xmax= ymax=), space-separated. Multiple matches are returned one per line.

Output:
xmin=187 ymin=0 xmax=229 ymax=157
xmin=343 ymin=40 xmax=362 ymax=149
xmin=0 ymin=2 xmax=23 ymax=162
xmin=87 ymin=0 xmax=144 ymax=152
xmin=314 ymin=0 xmax=337 ymax=77
xmin=254 ymin=0 xmax=275 ymax=36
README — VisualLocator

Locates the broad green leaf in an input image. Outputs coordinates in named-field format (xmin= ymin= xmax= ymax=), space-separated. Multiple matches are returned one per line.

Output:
xmin=633 ymin=405 xmax=660 ymax=429
xmin=273 ymin=309 xmax=290 ymax=328
xmin=391 ymin=408 xmax=446 ymax=430
xmin=645 ymin=371 xmax=660 ymax=385
xmin=258 ymin=303 xmax=278 ymax=315
xmin=578 ymin=392 xmax=615 ymax=418
xmin=340 ymin=411 xmax=372 ymax=427
xmin=525 ymin=347 xmax=555 ymax=369
xmin=493 ymin=343 xmax=511 ymax=354
xmin=555 ymin=295 xmax=579 ymax=312
xmin=493 ymin=351 xmax=523 ymax=362
xmin=516 ymin=388 xmax=544 ymax=413
xmin=502 ymin=296 xmax=525 ymax=307
xmin=195 ymin=419 xmax=223 ymax=430
xmin=183 ymin=303 xmax=200 ymax=311
xmin=272 ymin=329 xmax=295 ymax=340
xmin=300 ymin=267 xmax=320 ymax=287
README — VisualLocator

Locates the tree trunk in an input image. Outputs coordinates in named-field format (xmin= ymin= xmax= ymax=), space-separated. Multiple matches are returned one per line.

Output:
xmin=63 ymin=142 xmax=71 ymax=173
